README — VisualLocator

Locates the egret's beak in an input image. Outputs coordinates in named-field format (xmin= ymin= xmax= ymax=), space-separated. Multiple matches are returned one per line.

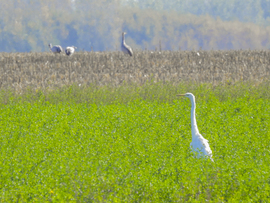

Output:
xmin=177 ymin=94 xmax=185 ymax=96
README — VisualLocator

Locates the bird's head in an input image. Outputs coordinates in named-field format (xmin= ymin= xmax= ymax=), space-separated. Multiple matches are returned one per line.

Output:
xmin=177 ymin=92 xmax=195 ymax=100
xmin=48 ymin=43 xmax=52 ymax=47
xmin=122 ymin=32 xmax=127 ymax=35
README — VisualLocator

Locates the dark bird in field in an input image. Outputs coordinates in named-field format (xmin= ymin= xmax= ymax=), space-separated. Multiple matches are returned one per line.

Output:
xmin=65 ymin=46 xmax=77 ymax=56
xmin=48 ymin=43 xmax=63 ymax=54
xmin=121 ymin=32 xmax=133 ymax=56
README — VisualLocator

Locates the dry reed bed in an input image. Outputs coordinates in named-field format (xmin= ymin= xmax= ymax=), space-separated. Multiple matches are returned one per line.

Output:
xmin=0 ymin=50 xmax=269 ymax=92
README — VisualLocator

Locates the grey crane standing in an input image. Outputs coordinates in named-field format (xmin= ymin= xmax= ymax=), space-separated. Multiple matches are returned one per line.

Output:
xmin=65 ymin=46 xmax=77 ymax=56
xmin=121 ymin=32 xmax=133 ymax=56
xmin=48 ymin=43 xmax=63 ymax=54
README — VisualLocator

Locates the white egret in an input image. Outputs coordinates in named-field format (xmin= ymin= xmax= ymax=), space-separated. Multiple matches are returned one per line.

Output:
xmin=65 ymin=46 xmax=77 ymax=56
xmin=177 ymin=93 xmax=214 ymax=161
xmin=48 ymin=43 xmax=63 ymax=54
xmin=121 ymin=32 xmax=133 ymax=56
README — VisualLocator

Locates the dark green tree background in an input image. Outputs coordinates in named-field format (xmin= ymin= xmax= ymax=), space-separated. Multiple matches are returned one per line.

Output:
xmin=1 ymin=0 xmax=270 ymax=52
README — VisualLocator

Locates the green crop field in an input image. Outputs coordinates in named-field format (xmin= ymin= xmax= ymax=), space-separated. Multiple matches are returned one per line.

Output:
xmin=0 ymin=82 xmax=270 ymax=202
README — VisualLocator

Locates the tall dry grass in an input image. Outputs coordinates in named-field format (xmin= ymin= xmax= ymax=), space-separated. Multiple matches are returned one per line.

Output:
xmin=0 ymin=50 xmax=269 ymax=93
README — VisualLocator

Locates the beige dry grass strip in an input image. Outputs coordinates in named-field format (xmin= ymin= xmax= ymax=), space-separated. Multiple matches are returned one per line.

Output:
xmin=0 ymin=50 xmax=270 ymax=90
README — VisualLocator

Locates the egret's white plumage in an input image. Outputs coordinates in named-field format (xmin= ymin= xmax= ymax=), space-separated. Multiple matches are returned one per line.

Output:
xmin=121 ymin=32 xmax=133 ymax=56
xmin=178 ymin=93 xmax=214 ymax=161
xmin=65 ymin=46 xmax=77 ymax=56
xmin=48 ymin=43 xmax=63 ymax=54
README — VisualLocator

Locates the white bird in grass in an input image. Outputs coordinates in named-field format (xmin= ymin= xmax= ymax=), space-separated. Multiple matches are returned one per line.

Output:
xmin=48 ymin=43 xmax=63 ymax=54
xmin=121 ymin=32 xmax=133 ymax=56
xmin=177 ymin=93 xmax=214 ymax=162
xmin=65 ymin=46 xmax=77 ymax=56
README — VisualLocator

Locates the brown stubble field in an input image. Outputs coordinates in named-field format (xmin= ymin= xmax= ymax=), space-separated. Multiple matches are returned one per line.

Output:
xmin=0 ymin=50 xmax=269 ymax=93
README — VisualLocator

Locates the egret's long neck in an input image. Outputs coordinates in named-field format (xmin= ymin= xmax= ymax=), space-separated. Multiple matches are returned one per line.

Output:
xmin=190 ymin=97 xmax=199 ymax=136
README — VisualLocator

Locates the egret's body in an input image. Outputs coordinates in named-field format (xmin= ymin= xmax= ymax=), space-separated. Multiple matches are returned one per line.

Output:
xmin=121 ymin=32 xmax=133 ymax=56
xmin=48 ymin=43 xmax=63 ymax=54
xmin=65 ymin=46 xmax=77 ymax=56
xmin=178 ymin=93 xmax=213 ymax=161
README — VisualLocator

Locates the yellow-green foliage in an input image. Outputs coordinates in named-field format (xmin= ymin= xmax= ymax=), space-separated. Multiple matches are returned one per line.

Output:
xmin=1 ymin=0 xmax=270 ymax=52
xmin=0 ymin=82 xmax=270 ymax=202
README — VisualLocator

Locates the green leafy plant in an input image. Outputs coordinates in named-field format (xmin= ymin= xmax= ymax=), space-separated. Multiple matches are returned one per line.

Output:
xmin=0 ymin=82 xmax=269 ymax=201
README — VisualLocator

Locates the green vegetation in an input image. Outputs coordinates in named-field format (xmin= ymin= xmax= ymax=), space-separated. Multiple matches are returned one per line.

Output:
xmin=0 ymin=82 xmax=269 ymax=202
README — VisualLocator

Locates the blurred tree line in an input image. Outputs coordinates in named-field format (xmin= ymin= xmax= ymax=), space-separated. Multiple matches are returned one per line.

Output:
xmin=126 ymin=0 xmax=270 ymax=25
xmin=1 ymin=0 xmax=270 ymax=52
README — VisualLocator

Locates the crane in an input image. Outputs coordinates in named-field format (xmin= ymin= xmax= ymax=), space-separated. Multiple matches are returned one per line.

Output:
xmin=48 ymin=43 xmax=63 ymax=54
xmin=177 ymin=93 xmax=214 ymax=162
xmin=121 ymin=32 xmax=133 ymax=56
xmin=65 ymin=46 xmax=77 ymax=56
